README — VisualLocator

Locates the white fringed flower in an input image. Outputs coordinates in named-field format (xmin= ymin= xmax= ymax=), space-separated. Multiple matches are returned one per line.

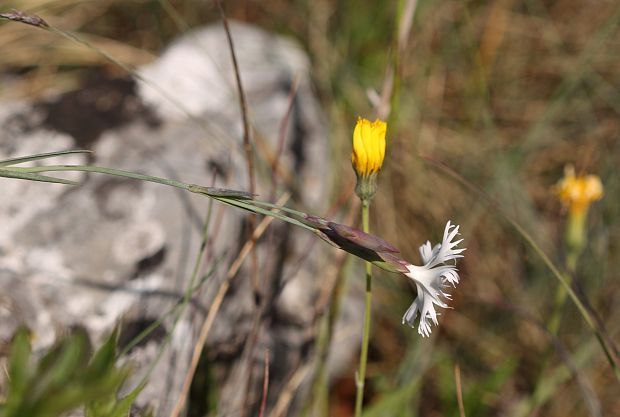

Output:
xmin=402 ymin=221 xmax=465 ymax=337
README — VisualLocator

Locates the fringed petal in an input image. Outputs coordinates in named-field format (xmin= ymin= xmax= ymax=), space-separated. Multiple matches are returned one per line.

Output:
xmin=401 ymin=221 xmax=465 ymax=336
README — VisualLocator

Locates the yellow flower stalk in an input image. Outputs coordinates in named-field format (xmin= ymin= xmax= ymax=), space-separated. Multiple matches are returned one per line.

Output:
xmin=554 ymin=165 xmax=604 ymax=270
xmin=350 ymin=116 xmax=386 ymax=417
xmin=352 ymin=117 xmax=387 ymax=201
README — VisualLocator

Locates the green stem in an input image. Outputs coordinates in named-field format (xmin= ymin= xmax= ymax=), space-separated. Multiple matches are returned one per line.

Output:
xmin=137 ymin=201 xmax=215 ymax=384
xmin=547 ymin=285 xmax=568 ymax=337
xmin=549 ymin=208 xmax=589 ymax=338
xmin=355 ymin=199 xmax=372 ymax=417
xmin=306 ymin=257 xmax=351 ymax=417
xmin=531 ymin=211 xmax=590 ymax=415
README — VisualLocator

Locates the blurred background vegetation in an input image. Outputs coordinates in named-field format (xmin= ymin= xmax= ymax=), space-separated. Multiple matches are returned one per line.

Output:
xmin=1 ymin=0 xmax=619 ymax=416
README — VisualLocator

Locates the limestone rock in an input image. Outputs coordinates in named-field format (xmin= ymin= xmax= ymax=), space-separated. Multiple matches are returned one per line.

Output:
xmin=0 ymin=21 xmax=361 ymax=417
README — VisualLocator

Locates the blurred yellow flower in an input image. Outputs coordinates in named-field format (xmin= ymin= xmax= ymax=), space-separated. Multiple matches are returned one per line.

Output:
xmin=352 ymin=117 xmax=387 ymax=178
xmin=555 ymin=166 xmax=603 ymax=264
xmin=555 ymin=166 xmax=603 ymax=215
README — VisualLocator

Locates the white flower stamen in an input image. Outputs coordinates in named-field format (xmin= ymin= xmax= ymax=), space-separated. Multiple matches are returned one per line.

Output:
xmin=402 ymin=221 xmax=465 ymax=337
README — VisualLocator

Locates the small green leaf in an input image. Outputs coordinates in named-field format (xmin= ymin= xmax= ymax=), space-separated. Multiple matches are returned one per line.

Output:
xmin=30 ymin=328 xmax=91 ymax=402
xmin=6 ymin=327 xmax=32 ymax=408
xmin=107 ymin=382 xmax=146 ymax=417
xmin=85 ymin=327 xmax=120 ymax=381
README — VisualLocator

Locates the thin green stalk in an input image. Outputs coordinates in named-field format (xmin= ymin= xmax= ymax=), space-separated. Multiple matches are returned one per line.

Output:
xmin=118 ymin=258 xmax=222 ymax=357
xmin=306 ymin=255 xmax=352 ymax=417
xmin=531 ymin=213 xmax=590 ymax=415
xmin=136 ymin=199 xmax=215 ymax=385
xmin=532 ymin=246 xmax=578 ymax=416
xmin=547 ymin=254 xmax=576 ymax=338
xmin=548 ymin=211 xmax=584 ymax=335
xmin=308 ymin=318 xmax=331 ymax=417
xmin=355 ymin=199 xmax=372 ymax=417
xmin=547 ymin=285 xmax=568 ymax=337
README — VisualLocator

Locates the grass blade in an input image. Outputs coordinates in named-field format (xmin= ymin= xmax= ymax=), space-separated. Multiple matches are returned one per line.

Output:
xmin=0 ymin=150 xmax=92 ymax=167
xmin=0 ymin=169 xmax=79 ymax=185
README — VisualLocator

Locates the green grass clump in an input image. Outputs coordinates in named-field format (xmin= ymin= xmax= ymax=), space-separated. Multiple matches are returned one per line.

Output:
xmin=0 ymin=327 xmax=150 ymax=417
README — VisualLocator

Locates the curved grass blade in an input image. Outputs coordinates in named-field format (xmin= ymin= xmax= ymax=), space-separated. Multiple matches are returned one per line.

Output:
xmin=0 ymin=169 xmax=79 ymax=185
xmin=7 ymin=163 xmax=313 ymax=231
xmin=0 ymin=150 xmax=92 ymax=167
xmin=8 ymin=165 xmax=191 ymax=191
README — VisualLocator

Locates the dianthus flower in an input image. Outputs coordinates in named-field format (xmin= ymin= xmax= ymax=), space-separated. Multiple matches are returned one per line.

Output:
xmin=304 ymin=215 xmax=465 ymax=336
xmin=401 ymin=221 xmax=464 ymax=337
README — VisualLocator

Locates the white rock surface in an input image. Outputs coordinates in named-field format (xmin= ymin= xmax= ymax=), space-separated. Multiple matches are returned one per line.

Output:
xmin=0 ymin=21 xmax=359 ymax=417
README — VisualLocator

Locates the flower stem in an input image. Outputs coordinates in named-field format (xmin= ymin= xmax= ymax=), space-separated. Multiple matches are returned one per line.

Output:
xmin=355 ymin=199 xmax=372 ymax=417
xmin=548 ymin=210 xmax=585 ymax=337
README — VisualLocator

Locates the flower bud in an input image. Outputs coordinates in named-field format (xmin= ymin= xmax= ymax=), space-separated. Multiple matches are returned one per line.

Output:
xmin=351 ymin=117 xmax=387 ymax=201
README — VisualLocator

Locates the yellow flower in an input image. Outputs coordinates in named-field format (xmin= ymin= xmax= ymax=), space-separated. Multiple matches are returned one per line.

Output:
xmin=352 ymin=117 xmax=387 ymax=178
xmin=555 ymin=166 xmax=603 ymax=215
xmin=555 ymin=166 xmax=603 ymax=270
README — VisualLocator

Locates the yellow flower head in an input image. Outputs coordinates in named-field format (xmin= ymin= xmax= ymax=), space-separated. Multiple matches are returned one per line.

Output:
xmin=555 ymin=166 xmax=603 ymax=214
xmin=352 ymin=117 xmax=387 ymax=178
